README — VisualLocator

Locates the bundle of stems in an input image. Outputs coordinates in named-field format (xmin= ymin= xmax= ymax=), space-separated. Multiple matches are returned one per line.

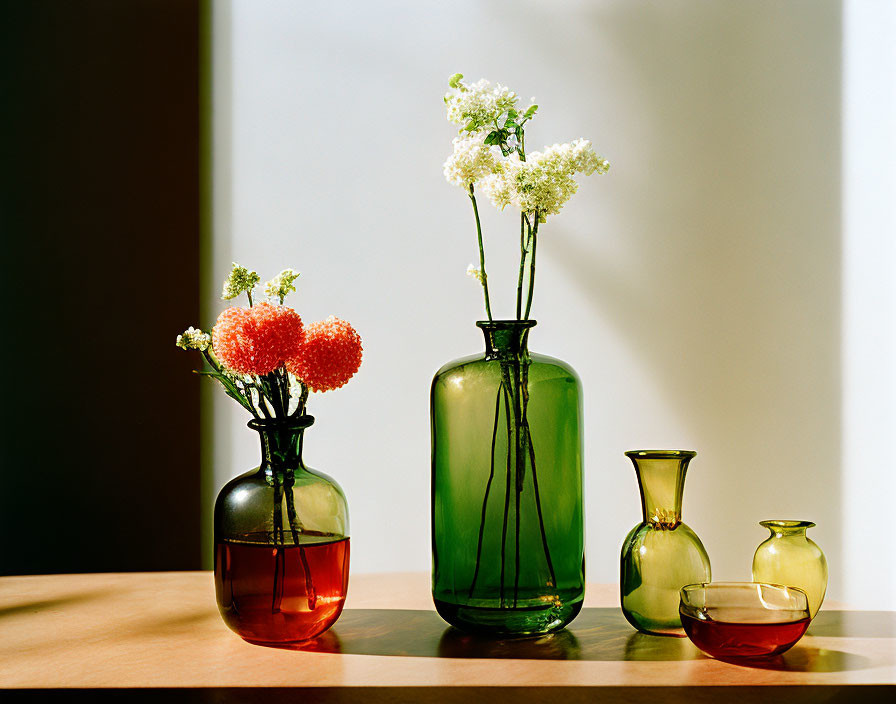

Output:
xmin=465 ymin=204 xmax=557 ymax=607
xmin=444 ymin=73 xmax=608 ymax=607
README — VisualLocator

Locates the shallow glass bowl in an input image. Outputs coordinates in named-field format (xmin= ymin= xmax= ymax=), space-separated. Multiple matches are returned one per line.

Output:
xmin=679 ymin=582 xmax=811 ymax=659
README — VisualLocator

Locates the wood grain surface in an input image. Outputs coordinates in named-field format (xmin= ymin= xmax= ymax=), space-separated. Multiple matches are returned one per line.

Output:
xmin=1 ymin=572 xmax=894 ymax=700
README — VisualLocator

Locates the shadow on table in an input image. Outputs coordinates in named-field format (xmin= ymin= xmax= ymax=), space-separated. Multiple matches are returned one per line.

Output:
xmin=0 ymin=591 xmax=115 ymax=620
xmin=717 ymin=646 xmax=871 ymax=673
xmin=285 ymin=608 xmax=872 ymax=670
xmin=292 ymin=608 xmax=701 ymax=662
xmin=809 ymin=610 xmax=896 ymax=638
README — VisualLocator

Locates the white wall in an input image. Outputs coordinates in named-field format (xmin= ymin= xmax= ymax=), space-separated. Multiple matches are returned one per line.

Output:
xmin=209 ymin=0 xmax=896 ymax=608
xmin=842 ymin=0 xmax=896 ymax=610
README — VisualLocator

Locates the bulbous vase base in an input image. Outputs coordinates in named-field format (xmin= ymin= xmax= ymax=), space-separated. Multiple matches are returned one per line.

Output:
xmin=434 ymin=596 xmax=583 ymax=637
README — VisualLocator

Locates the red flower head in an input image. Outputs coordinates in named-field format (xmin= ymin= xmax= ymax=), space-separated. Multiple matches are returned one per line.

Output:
xmin=212 ymin=302 xmax=304 ymax=376
xmin=287 ymin=316 xmax=362 ymax=392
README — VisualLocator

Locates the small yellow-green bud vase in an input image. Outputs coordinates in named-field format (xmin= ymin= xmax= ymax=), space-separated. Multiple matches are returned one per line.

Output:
xmin=752 ymin=520 xmax=827 ymax=618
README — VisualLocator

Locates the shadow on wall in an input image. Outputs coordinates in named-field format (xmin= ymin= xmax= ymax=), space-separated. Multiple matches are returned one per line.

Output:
xmin=527 ymin=1 xmax=843 ymax=588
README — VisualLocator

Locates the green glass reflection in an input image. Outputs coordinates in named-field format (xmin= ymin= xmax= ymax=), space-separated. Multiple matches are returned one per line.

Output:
xmin=620 ymin=450 xmax=711 ymax=636
xmin=431 ymin=321 xmax=584 ymax=635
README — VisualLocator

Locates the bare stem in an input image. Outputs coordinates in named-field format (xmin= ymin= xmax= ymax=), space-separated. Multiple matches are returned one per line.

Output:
xmin=469 ymin=186 xmax=492 ymax=321
xmin=499 ymin=379 xmax=514 ymax=608
xmin=516 ymin=215 xmax=531 ymax=320
xmin=468 ymin=381 xmax=504 ymax=599
xmin=523 ymin=213 xmax=539 ymax=320
xmin=271 ymin=476 xmax=284 ymax=612
xmin=524 ymin=418 xmax=558 ymax=591
xmin=284 ymin=478 xmax=317 ymax=611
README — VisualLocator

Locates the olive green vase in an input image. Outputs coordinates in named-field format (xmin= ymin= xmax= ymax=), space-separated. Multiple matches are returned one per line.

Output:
xmin=431 ymin=320 xmax=584 ymax=635
xmin=752 ymin=520 xmax=827 ymax=618
xmin=620 ymin=450 xmax=711 ymax=636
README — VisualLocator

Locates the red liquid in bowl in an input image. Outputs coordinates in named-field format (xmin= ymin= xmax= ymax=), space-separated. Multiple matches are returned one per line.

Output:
xmin=215 ymin=536 xmax=349 ymax=644
xmin=681 ymin=607 xmax=810 ymax=658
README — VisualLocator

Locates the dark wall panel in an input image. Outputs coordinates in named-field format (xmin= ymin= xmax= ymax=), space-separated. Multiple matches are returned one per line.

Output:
xmin=0 ymin=0 xmax=202 ymax=573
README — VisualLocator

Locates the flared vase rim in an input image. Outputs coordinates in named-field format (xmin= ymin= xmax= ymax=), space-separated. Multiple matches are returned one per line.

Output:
xmin=247 ymin=415 xmax=315 ymax=431
xmin=759 ymin=519 xmax=816 ymax=530
xmin=625 ymin=449 xmax=696 ymax=460
xmin=476 ymin=319 xmax=537 ymax=330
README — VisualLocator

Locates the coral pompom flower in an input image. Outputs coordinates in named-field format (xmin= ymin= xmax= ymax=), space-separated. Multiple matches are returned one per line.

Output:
xmin=288 ymin=316 xmax=363 ymax=392
xmin=212 ymin=302 xmax=304 ymax=376
xmin=179 ymin=263 xmax=362 ymax=421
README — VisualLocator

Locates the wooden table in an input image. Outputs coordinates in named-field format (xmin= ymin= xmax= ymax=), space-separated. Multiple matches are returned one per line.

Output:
xmin=1 ymin=572 xmax=894 ymax=702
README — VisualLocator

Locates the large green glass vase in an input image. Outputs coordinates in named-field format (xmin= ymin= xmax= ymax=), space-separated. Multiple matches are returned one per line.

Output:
xmin=431 ymin=320 xmax=584 ymax=635
xmin=620 ymin=450 xmax=711 ymax=636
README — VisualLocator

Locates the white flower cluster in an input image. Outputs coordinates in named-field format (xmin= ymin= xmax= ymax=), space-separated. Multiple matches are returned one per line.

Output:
xmin=443 ymin=134 xmax=499 ymax=188
xmin=443 ymin=75 xmax=610 ymax=219
xmin=445 ymin=77 xmax=518 ymax=130
xmin=221 ymin=262 xmax=259 ymax=301
xmin=466 ymin=263 xmax=485 ymax=284
xmin=176 ymin=326 xmax=210 ymax=351
xmin=264 ymin=268 xmax=300 ymax=303
xmin=479 ymin=139 xmax=610 ymax=220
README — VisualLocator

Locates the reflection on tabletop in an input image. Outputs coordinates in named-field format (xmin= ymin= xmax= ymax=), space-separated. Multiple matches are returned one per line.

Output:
xmin=281 ymin=606 xmax=884 ymax=671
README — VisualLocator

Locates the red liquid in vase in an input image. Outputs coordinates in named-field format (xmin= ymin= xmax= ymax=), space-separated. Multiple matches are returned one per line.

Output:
xmin=215 ymin=535 xmax=349 ymax=643
xmin=681 ymin=607 xmax=810 ymax=658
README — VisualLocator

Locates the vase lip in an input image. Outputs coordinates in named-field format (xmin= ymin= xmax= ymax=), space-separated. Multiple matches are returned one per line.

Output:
xmin=625 ymin=449 xmax=697 ymax=460
xmin=476 ymin=319 xmax=537 ymax=330
xmin=247 ymin=414 xmax=315 ymax=431
xmin=760 ymin=519 xmax=816 ymax=530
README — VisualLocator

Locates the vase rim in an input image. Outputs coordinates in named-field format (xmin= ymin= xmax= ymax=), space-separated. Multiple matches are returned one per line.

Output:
xmin=476 ymin=319 xmax=537 ymax=329
xmin=247 ymin=415 xmax=315 ymax=431
xmin=625 ymin=449 xmax=696 ymax=460
xmin=760 ymin=519 xmax=816 ymax=530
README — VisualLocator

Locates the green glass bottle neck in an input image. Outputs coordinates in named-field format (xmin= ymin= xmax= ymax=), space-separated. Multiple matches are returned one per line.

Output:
xmin=477 ymin=320 xmax=536 ymax=360
xmin=625 ymin=450 xmax=696 ymax=528
xmin=248 ymin=416 xmax=315 ymax=476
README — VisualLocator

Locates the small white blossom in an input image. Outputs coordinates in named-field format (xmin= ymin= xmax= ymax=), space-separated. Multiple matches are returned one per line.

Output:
xmin=264 ymin=268 xmax=300 ymax=303
xmin=543 ymin=139 xmax=611 ymax=176
xmin=176 ymin=326 xmax=210 ymax=351
xmin=221 ymin=262 xmax=259 ymax=301
xmin=443 ymin=134 xmax=499 ymax=188
xmin=466 ymin=263 xmax=485 ymax=284
xmin=479 ymin=140 xmax=610 ymax=220
xmin=445 ymin=75 xmax=518 ymax=131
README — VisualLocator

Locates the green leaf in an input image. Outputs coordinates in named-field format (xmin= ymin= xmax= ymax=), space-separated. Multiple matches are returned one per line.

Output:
xmin=504 ymin=119 xmax=517 ymax=131
xmin=464 ymin=120 xmax=478 ymax=132
xmin=524 ymin=104 xmax=538 ymax=119
xmin=448 ymin=73 xmax=463 ymax=89
xmin=195 ymin=369 xmax=255 ymax=413
xmin=483 ymin=131 xmax=500 ymax=146
xmin=505 ymin=108 xmax=518 ymax=119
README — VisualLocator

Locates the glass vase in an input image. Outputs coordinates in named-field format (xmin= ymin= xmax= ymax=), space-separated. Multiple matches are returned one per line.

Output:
xmin=620 ymin=450 xmax=711 ymax=636
xmin=752 ymin=520 xmax=827 ymax=618
xmin=431 ymin=320 xmax=584 ymax=635
xmin=214 ymin=415 xmax=349 ymax=645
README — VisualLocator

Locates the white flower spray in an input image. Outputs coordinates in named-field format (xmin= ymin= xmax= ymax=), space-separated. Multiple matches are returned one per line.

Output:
xmin=443 ymin=73 xmax=610 ymax=319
